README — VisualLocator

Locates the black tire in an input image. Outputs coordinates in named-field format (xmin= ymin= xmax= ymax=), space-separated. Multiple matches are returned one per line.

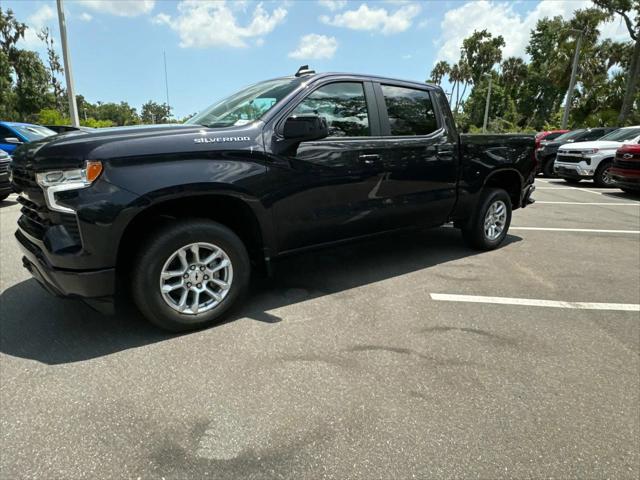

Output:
xmin=593 ymin=161 xmax=614 ymax=187
xmin=461 ymin=188 xmax=512 ymax=251
xmin=563 ymin=178 xmax=581 ymax=185
xmin=131 ymin=219 xmax=250 ymax=332
xmin=542 ymin=158 xmax=556 ymax=178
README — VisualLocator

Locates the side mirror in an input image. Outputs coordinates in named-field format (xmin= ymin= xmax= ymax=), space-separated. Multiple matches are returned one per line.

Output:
xmin=283 ymin=115 xmax=328 ymax=142
xmin=3 ymin=137 xmax=23 ymax=145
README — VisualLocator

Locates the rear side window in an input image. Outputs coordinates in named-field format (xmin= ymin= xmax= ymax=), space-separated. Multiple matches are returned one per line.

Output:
xmin=381 ymin=85 xmax=438 ymax=136
xmin=292 ymin=82 xmax=369 ymax=137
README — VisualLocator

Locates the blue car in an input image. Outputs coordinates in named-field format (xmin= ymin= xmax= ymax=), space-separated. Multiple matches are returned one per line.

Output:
xmin=0 ymin=121 xmax=56 ymax=154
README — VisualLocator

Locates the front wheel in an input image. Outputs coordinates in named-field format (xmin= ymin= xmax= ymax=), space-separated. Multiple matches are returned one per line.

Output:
xmin=131 ymin=219 xmax=250 ymax=332
xmin=594 ymin=161 xmax=614 ymax=187
xmin=461 ymin=188 xmax=512 ymax=250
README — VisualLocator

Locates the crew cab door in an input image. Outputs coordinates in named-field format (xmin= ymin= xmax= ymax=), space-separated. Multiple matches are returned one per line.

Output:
xmin=371 ymin=82 xmax=458 ymax=227
xmin=268 ymin=80 xmax=391 ymax=252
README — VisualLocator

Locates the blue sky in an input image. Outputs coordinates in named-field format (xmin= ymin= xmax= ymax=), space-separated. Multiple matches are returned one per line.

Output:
xmin=7 ymin=0 xmax=629 ymax=118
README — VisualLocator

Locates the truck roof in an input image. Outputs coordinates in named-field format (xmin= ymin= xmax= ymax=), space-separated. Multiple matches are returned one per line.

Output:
xmin=285 ymin=71 xmax=440 ymax=91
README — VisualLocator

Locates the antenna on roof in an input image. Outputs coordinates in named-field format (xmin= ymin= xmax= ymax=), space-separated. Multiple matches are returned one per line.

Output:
xmin=295 ymin=65 xmax=315 ymax=77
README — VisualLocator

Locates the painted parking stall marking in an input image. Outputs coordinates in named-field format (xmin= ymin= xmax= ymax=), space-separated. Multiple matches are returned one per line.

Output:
xmin=535 ymin=201 xmax=639 ymax=206
xmin=430 ymin=293 xmax=640 ymax=312
xmin=510 ymin=227 xmax=640 ymax=234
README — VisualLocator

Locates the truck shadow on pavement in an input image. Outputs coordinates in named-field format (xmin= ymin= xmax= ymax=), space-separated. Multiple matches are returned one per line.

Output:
xmin=0 ymin=227 xmax=521 ymax=365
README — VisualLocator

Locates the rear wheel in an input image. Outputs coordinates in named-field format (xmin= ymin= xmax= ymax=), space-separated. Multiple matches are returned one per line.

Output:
xmin=131 ymin=219 xmax=250 ymax=332
xmin=462 ymin=188 xmax=512 ymax=250
xmin=594 ymin=161 xmax=614 ymax=187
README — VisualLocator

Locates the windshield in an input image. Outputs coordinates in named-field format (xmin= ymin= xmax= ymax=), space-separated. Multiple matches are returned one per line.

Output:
xmin=599 ymin=127 xmax=640 ymax=142
xmin=186 ymin=78 xmax=302 ymax=128
xmin=553 ymin=129 xmax=585 ymax=142
xmin=13 ymin=125 xmax=56 ymax=141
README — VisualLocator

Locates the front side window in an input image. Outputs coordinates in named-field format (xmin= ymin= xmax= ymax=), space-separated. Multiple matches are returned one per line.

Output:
xmin=292 ymin=82 xmax=370 ymax=137
xmin=381 ymin=85 xmax=438 ymax=136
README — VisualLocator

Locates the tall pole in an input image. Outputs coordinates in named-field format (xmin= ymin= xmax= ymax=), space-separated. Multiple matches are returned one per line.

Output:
xmin=482 ymin=75 xmax=492 ymax=133
xmin=562 ymin=31 xmax=582 ymax=129
xmin=56 ymin=0 xmax=79 ymax=127
xmin=163 ymin=50 xmax=170 ymax=111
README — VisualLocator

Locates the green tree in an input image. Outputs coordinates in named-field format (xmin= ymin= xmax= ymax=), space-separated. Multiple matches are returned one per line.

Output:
xmin=140 ymin=100 xmax=172 ymax=124
xmin=593 ymin=0 xmax=640 ymax=124
xmin=461 ymin=29 xmax=505 ymax=84
xmin=13 ymin=50 xmax=52 ymax=120
xmin=428 ymin=60 xmax=450 ymax=85
xmin=37 ymin=26 xmax=65 ymax=114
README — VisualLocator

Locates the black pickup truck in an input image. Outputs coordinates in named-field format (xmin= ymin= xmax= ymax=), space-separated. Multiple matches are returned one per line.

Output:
xmin=10 ymin=68 xmax=535 ymax=331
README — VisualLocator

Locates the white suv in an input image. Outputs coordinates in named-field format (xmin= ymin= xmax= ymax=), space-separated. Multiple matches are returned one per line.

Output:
xmin=554 ymin=126 xmax=640 ymax=186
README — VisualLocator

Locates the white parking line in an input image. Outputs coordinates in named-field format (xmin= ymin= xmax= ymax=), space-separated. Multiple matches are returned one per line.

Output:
xmin=536 ymin=201 xmax=639 ymax=206
xmin=510 ymin=227 xmax=640 ymax=234
xmin=430 ymin=293 xmax=640 ymax=312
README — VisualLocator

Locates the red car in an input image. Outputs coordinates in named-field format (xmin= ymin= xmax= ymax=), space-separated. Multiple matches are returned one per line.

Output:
xmin=535 ymin=129 xmax=569 ymax=151
xmin=610 ymin=143 xmax=640 ymax=193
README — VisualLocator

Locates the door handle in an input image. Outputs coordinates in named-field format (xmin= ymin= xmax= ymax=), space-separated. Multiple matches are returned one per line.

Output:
xmin=359 ymin=154 xmax=380 ymax=165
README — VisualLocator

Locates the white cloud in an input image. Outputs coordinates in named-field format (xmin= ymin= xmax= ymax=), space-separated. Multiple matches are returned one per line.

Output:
xmin=79 ymin=12 xmax=93 ymax=22
xmin=435 ymin=0 xmax=631 ymax=65
xmin=157 ymin=0 xmax=287 ymax=48
xmin=289 ymin=34 xmax=338 ymax=59
xmin=20 ymin=5 xmax=55 ymax=48
xmin=320 ymin=3 xmax=421 ymax=35
xmin=151 ymin=13 xmax=171 ymax=25
xmin=318 ymin=0 xmax=346 ymax=10
xmin=78 ymin=0 xmax=155 ymax=17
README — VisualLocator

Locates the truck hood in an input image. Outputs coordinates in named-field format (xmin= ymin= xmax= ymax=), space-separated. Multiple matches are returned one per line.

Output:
xmin=559 ymin=140 xmax=627 ymax=151
xmin=11 ymin=123 xmax=262 ymax=171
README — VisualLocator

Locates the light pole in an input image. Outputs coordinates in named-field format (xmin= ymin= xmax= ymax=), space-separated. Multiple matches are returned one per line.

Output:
xmin=56 ymin=0 xmax=80 ymax=127
xmin=482 ymin=73 xmax=493 ymax=133
xmin=561 ymin=29 xmax=583 ymax=129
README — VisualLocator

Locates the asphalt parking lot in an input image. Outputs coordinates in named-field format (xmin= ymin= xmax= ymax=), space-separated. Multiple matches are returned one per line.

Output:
xmin=1 ymin=179 xmax=639 ymax=479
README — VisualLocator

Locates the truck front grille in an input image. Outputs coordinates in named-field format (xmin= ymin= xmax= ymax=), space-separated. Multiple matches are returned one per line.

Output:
xmin=0 ymin=161 xmax=10 ymax=174
xmin=614 ymin=154 xmax=640 ymax=170
xmin=17 ymin=195 xmax=81 ymax=246
xmin=556 ymin=154 xmax=581 ymax=163
xmin=11 ymin=165 xmax=38 ymax=190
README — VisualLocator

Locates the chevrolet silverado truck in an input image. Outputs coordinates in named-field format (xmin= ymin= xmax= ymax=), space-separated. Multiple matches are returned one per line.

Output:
xmin=554 ymin=126 xmax=640 ymax=186
xmin=10 ymin=68 xmax=535 ymax=331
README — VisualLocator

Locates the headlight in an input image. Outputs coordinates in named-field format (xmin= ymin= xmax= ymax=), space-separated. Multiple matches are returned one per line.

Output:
xmin=580 ymin=149 xmax=599 ymax=156
xmin=36 ymin=161 xmax=102 ymax=213
xmin=36 ymin=161 xmax=102 ymax=188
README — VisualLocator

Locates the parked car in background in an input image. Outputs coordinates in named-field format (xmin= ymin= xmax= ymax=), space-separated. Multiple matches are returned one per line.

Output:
xmin=0 ymin=122 xmax=56 ymax=155
xmin=0 ymin=149 xmax=12 ymax=201
xmin=554 ymin=126 xmax=640 ymax=186
xmin=43 ymin=125 xmax=95 ymax=134
xmin=536 ymin=127 xmax=616 ymax=177
xmin=535 ymin=129 xmax=568 ymax=151
xmin=610 ymin=143 xmax=640 ymax=193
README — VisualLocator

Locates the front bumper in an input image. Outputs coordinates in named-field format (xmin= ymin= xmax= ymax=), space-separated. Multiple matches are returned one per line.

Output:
xmin=554 ymin=162 xmax=594 ymax=179
xmin=16 ymin=229 xmax=115 ymax=300
xmin=610 ymin=167 xmax=640 ymax=190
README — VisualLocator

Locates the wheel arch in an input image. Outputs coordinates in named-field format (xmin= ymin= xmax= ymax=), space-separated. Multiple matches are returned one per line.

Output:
xmin=483 ymin=168 xmax=523 ymax=209
xmin=115 ymin=191 xmax=275 ymax=277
